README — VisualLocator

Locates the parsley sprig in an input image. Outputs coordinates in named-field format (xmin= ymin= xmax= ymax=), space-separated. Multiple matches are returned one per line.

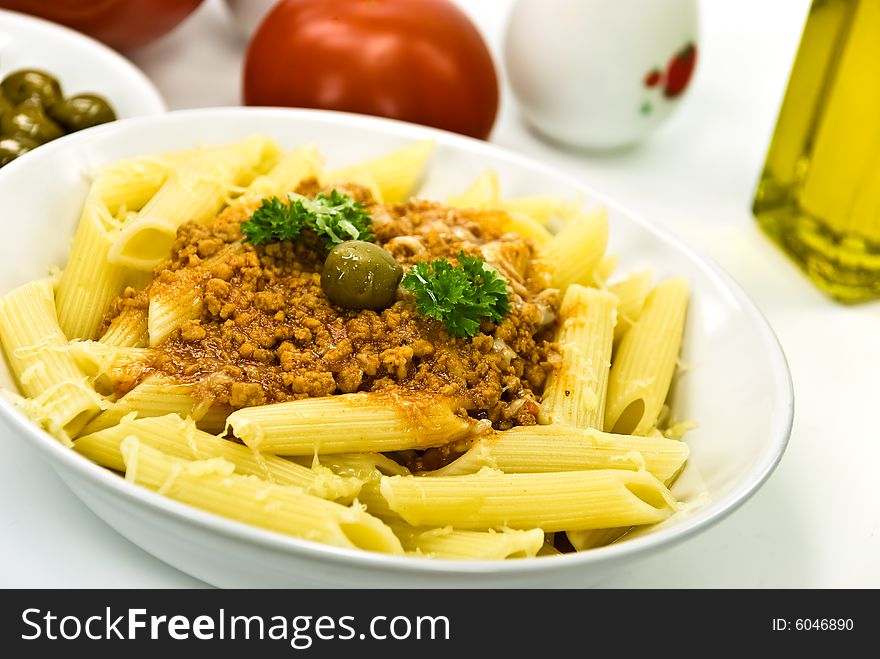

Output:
xmin=402 ymin=252 xmax=512 ymax=338
xmin=241 ymin=190 xmax=373 ymax=249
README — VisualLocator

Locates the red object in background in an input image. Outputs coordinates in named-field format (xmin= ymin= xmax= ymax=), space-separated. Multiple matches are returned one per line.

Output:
xmin=0 ymin=0 xmax=204 ymax=51
xmin=243 ymin=0 xmax=499 ymax=140
xmin=663 ymin=43 xmax=696 ymax=98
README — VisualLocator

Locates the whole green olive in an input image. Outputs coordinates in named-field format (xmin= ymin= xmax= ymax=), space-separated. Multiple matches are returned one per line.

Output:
xmin=0 ymin=135 xmax=39 ymax=167
xmin=0 ymin=99 xmax=64 ymax=145
xmin=49 ymin=94 xmax=117 ymax=132
xmin=321 ymin=241 xmax=403 ymax=310
xmin=0 ymin=69 xmax=63 ymax=107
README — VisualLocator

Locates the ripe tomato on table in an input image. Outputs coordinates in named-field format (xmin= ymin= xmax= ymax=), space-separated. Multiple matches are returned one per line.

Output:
xmin=242 ymin=0 xmax=499 ymax=140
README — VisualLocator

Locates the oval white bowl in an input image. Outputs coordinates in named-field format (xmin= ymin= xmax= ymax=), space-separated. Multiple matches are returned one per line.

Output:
xmin=0 ymin=108 xmax=793 ymax=588
xmin=0 ymin=9 xmax=165 ymax=121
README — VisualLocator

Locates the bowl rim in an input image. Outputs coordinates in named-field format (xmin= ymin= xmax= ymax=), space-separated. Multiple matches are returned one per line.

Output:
xmin=0 ymin=8 xmax=166 ymax=115
xmin=0 ymin=106 xmax=794 ymax=578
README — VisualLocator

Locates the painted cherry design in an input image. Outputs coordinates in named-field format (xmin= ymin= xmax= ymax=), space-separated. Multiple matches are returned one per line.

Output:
xmin=642 ymin=42 xmax=697 ymax=100
xmin=644 ymin=69 xmax=662 ymax=88
xmin=664 ymin=43 xmax=696 ymax=97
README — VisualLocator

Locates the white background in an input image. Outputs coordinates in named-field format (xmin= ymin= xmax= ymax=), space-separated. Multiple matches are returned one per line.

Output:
xmin=1 ymin=0 xmax=877 ymax=587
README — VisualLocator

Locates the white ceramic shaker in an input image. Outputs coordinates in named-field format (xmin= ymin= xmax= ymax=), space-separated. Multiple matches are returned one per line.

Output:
xmin=504 ymin=0 xmax=699 ymax=149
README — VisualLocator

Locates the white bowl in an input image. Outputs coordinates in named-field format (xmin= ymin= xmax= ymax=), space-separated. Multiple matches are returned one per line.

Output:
xmin=0 ymin=10 xmax=165 ymax=122
xmin=0 ymin=108 xmax=793 ymax=587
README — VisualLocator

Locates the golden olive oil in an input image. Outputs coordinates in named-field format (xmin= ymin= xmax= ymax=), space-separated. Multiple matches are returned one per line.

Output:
xmin=753 ymin=0 xmax=880 ymax=302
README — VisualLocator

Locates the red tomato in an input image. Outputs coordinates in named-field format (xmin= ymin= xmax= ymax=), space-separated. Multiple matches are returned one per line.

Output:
xmin=243 ymin=0 xmax=499 ymax=140
xmin=0 ymin=0 xmax=204 ymax=51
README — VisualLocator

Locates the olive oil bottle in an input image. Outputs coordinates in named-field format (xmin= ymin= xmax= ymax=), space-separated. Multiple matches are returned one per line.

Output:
xmin=753 ymin=0 xmax=880 ymax=302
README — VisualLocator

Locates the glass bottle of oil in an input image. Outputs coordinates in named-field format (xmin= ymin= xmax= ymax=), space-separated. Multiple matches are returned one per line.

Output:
xmin=753 ymin=0 xmax=880 ymax=302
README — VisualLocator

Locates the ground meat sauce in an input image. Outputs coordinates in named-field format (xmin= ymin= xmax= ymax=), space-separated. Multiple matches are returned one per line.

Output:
xmin=103 ymin=180 xmax=561 ymax=469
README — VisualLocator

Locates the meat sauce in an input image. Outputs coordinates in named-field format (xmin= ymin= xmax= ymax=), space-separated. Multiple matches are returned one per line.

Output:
xmin=103 ymin=180 xmax=560 ymax=468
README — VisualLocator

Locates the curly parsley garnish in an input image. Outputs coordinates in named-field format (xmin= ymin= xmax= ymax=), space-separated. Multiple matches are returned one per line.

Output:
xmin=402 ymin=252 xmax=512 ymax=338
xmin=241 ymin=196 xmax=303 ymax=244
xmin=241 ymin=190 xmax=373 ymax=250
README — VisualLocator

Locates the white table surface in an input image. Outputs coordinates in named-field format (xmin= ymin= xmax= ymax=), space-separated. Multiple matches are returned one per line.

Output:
xmin=1 ymin=0 xmax=877 ymax=588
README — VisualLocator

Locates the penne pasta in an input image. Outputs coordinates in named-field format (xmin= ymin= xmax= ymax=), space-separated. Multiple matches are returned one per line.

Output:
xmin=88 ymin=151 xmax=194 ymax=216
xmin=387 ymin=520 xmax=545 ymax=560
xmin=566 ymin=527 xmax=632 ymax=551
xmin=594 ymin=254 xmax=619 ymax=284
xmin=545 ymin=207 xmax=609 ymax=290
xmin=234 ymin=144 xmax=323 ymax=205
xmin=605 ymin=278 xmax=689 ymax=435
xmin=55 ymin=195 xmax=128 ymax=340
xmin=499 ymin=196 xmax=564 ymax=226
xmin=99 ymin=307 xmax=149 ymax=348
xmin=120 ymin=438 xmax=403 ymax=554
xmin=608 ymin=271 xmax=653 ymax=345
xmin=226 ymin=393 xmax=473 ymax=455
xmin=324 ymin=140 xmax=435 ymax=202
xmin=446 ymin=169 xmax=500 ymax=209
xmin=68 ymin=341 xmax=151 ymax=396
xmin=380 ymin=469 xmax=678 ymax=532
xmin=539 ymin=285 xmax=617 ymax=429
xmin=0 ymin=278 xmax=102 ymax=440
xmin=302 ymin=453 xmax=412 ymax=479
xmin=75 ymin=414 xmax=361 ymax=500
xmin=432 ymin=424 xmax=689 ymax=484
xmin=500 ymin=211 xmax=553 ymax=245
xmin=355 ymin=478 xmax=402 ymax=521
xmin=147 ymin=288 xmax=202 ymax=348
xmin=108 ymin=135 xmax=276 ymax=270
xmin=80 ymin=375 xmax=229 ymax=435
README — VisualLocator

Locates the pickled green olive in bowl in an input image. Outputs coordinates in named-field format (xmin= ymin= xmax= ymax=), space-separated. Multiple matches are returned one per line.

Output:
xmin=0 ymin=70 xmax=63 ymax=107
xmin=321 ymin=241 xmax=403 ymax=310
xmin=0 ymin=93 xmax=13 ymax=122
xmin=50 ymin=94 xmax=116 ymax=132
xmin=0 ymin=135 xmax=39 ymax=167
xmin=0 ymin=69 xmax=117 ymax=169
xmin=1 ymin=99 xmax=64 ymax=144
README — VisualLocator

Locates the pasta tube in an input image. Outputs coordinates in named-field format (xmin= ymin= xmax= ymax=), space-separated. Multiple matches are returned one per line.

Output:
xmin=233 ymin=145 xmax=322 ymax=204
xmin=539 ymin=285 xmax=617 ymax=429
xmin=108 ymin=135 xmax=275 ymax=270
xmin=68 ymin=341 xmax=151 ymax=396
xmin=120 ymin=438 xmax=403 ymax=554
xmin=88 ymin=151 xmax=194 ymax=216
xmin=433 ymin=424 xmax=689 ymax=484
xmin=226 ymin=392 xmax=473 ymax=455
xmin=446 ymin=169 xmax=500 ymax=209
xmin=545 ymin=207 xmax=608 ymax=290
xmin=0 ymin=279 xmax=102 ymax=440
xmin=380 ymin=469 xmax=678 ymax=532
xmin=566 ymin=527 xmax=631 ymax=551
xmin=80 ymin=375 xmax=229 ymax=435
xmin=388 ymin=520 xmax=545 ymax=560
xmin=56 ymin=196 xmax=128 ymax=340
xmin=99 ymin=307 xmax=149 ymax=348
xmin=605 ymin=278 xmax=689 ymax=435
xmin=75 ymin=414 xmax=361 ymax=500
xmin=608 ymin=271 xmax=653 ymax=344
xmin=324 ymin=140 xmax=435 ymax=202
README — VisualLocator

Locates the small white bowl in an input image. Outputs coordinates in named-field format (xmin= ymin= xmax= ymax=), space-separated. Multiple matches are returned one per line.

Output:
xmin=0 ymin=9 xmax=165 ymax=122
xmin=0 ymin=108 xmax=793 ymax=587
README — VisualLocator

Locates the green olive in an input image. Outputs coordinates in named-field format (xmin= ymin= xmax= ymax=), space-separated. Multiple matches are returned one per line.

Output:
xmin=0 ymin=93 xmax=12 ymax=124
xmin=0 ymin=99 xmax=64 ymax=144
xmin=321 ymin=241 xmax=403 ymax=310
xmin=0 ymin=69 xmax=63 ymax=107
xmin=0 ymin=135 xmax=39 ymax=167
xmin=49 ymin=94 xmax=117 ymax=132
